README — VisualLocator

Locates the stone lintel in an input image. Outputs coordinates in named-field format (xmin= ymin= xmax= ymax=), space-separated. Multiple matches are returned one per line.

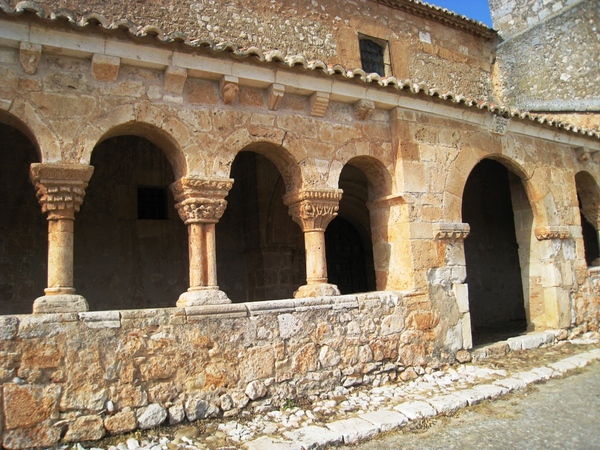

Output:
xmin=220 ymin=75 xmax=239 ymax=105
xmin=310 ymin=91 xmax=330 ymax=117
xmin=19 ymin=41 xmax=42 ymax=74
xmin=91 ymin=54 xmax=120 ymax=82
xmin=268 ymin=83 xmax=285 ymax=110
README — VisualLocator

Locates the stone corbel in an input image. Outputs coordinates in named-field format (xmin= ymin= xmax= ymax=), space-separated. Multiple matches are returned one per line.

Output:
xmin=434 ymin=222 xmax=471 ymax=240
xmin=489 ymin=115 xmax=510 ymax=135
xmin=534 ymin=226 xmax=571 ymax=240
xmin=268 ymin=83 xmax=285 ymax=110
xmin=354 ymin=99 xmax=375 ymax=121
xmin=220 ymin=75 xmax=239 ymax=105
xmin=19 ymin=42 xmax=42 ymax=75
xmin=310 ymin=91 xmax=330 ymax=118
xmin=91 ymin=54 xmax=120 ymax=82
xmin=575 ymin=147 xmax=590 ymax=162
xmin=164 ymin=66 xmax=188 ymax=103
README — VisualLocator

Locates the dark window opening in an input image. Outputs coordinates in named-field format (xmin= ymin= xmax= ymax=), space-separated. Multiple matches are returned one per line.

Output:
xmin=359 ymin=37 xmax=387 ymax=76
xmin=137 ymin=186 xmax=168 ymax=220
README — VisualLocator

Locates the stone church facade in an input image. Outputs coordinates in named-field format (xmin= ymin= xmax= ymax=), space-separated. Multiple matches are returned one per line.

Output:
xmin=0 ymin=0 xmax=598 ymax=446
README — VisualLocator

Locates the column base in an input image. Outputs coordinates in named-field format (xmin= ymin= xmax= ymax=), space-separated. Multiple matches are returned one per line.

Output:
xmin=293 ymin=283 xmax=340 ymax=298
xmin=33 ymin=294 xmax=89 ymax=314
xmin=176 ymin=288 xmax=231 ymax=307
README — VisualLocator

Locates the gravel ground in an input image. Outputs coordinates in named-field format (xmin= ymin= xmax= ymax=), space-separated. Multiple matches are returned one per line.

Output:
xmin=343 ymin=357 xmax=600 ymax=450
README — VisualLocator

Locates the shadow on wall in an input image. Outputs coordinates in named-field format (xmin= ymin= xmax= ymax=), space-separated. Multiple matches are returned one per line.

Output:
xmin=75 ymin=135 xmax=188 ymax=310
xmin=462 ymin=159 xmax=527 ymax=345
xmin=0 ymin=123 xmax=46 ymax=314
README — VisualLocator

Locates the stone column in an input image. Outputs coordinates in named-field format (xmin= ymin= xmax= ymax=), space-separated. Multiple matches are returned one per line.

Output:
xmin=30 ymin=163 xmax=94 ymax=314
xmin=171 ymin=177 xmax=233 ymax=307
xmin=284 ymin=188 xmax=343 ymax=298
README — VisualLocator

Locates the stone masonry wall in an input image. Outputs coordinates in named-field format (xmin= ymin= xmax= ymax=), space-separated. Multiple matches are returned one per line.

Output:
xmin=12 ymin=0 xmax=497 ymax=102
xmin=491 ymin=0 xmax=599 ymax=121
xmin=489 ymin=0 xmax=582 ymax=38
xmin=0 ymin=292 xmax=455 ymax=449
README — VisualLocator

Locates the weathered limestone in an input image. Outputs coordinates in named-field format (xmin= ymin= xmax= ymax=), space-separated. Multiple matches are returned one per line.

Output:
xmin=29 ymin=163 xmax=94 ymax=314
xmin=170 ymin=177 xmax=234 ymax=306
xmin=284 ymin=189 xmax=343 ymax=298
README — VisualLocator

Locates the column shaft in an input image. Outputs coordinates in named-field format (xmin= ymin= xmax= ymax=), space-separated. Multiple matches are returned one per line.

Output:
xmin=46 ymin=218 xmax=75 ymax=294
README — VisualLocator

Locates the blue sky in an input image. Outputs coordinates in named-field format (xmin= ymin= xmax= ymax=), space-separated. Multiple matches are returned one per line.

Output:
xmin=426 ymin=1 xmax=493 ymax=27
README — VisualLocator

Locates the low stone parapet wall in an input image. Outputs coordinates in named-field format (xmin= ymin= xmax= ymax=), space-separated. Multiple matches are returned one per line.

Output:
xmin=0 ymin=291 xmax=449 ymax=449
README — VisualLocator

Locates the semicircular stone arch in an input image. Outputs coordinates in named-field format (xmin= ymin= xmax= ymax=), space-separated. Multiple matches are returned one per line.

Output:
xmin=216 ymin=139 xmax=304 ymax=193
xmin=445 ymin=147 xmax=553 ymax=228
xmin=89 ymin=121 xmax=188 ymax=180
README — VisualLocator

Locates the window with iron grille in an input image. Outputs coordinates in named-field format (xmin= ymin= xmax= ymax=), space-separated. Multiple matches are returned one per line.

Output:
xmin=359 ymin=35 xmax=390 ymax=77
xmin=137 ymin=186 xmax=168 ymax=220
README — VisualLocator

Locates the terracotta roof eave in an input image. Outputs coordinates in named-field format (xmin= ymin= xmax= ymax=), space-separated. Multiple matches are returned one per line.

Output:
xmin=0 ymin=2 xmax=598 ymax=140
xmin=373 ymin=0 xmax=497 ymax=40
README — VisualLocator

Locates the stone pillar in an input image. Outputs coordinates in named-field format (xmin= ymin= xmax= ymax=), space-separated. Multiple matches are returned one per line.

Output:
xmin=171 ymin=177 xmax=233 ymax=307
xmin=30 ymin=163 xmax=94 ymax=314
xmin=284 ymin=188 xmax=343 ymax=298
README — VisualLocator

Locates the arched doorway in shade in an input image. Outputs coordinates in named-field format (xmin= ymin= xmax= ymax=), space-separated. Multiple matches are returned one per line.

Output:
xmin=76 ymin=135 xmax=188 ymax=310
xmin=218 ymin=150 xmax=305 ymax=302
xmin=326 ymin=164 xmax=376 ymax=295
xmin=575 ymin=171 xmax=600 ymax=267
xmin=462 ymin=158 xmax=528 ymax=345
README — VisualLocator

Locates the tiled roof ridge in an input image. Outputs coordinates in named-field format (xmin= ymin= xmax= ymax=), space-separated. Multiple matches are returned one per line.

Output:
xmin=1 ymin=0 xmax=598 ymax=140
xmin=375 ymin=0 xmax=496 ymax=39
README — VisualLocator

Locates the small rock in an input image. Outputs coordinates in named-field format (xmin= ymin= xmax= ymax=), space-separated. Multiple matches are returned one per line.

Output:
xmin=245 ymin=380 xmax=267 ymax=400
xmin=456 ymin=350 xmax=472 ymax=363
xmin=136 ymin=404 xmax=167 ymax=430
xmin=168 ymin=404 xmax=185 ymax=425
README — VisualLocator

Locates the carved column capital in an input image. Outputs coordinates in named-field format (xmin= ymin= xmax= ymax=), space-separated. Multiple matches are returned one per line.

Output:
xmin=29 ymin=163 xmax=94 ymax=220
xmin=283 ymin=189 xmax=343 ymax=231
xmin=170 ymin=177 xmax=234 ymax=224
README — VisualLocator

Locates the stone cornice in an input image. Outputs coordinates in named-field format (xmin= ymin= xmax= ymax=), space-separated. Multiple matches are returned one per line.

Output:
xmin=0 ymin=6 xmax=598 ymax=143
